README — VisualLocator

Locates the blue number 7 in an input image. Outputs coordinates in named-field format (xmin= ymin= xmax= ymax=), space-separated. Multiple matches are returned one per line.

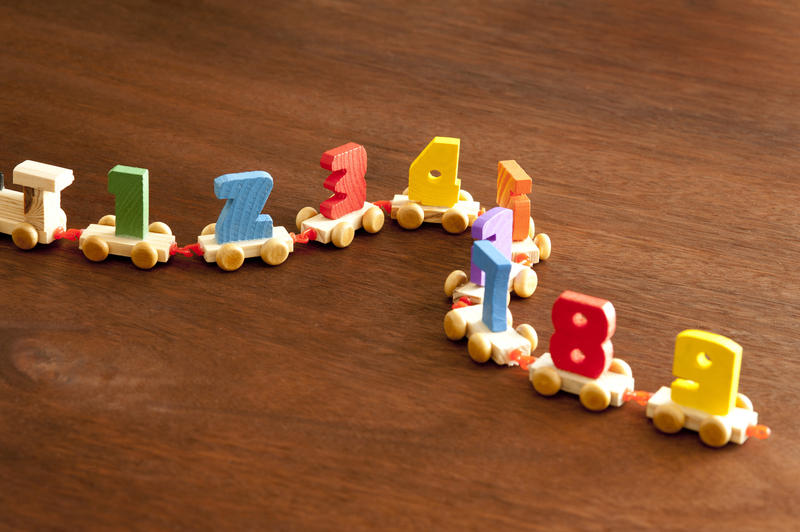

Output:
xmin=472 ymin=239 xmax=512 ymax=332
xmin=214 ymin=171 xmax=274 ymax=244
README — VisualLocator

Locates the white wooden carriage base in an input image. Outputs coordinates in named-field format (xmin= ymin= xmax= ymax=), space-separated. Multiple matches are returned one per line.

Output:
xmin=646 ymin=386 xmax=759 ymax=446
xmin=301 ymin=202 xmax=374 ymax=245
xmin=511 ymin=236 xmax=540 ymax=264
xmin=445 ymin=303 xmax=533 ymax=366
xmin=79 ymin=224 xmax=176 ymax=263
xmin=198 ymin=226 xmax=293 ymax=263
xmin=389 ymin=194 xmax=481 ymax=229
xmin=451 ymin=262 xmax=535 ymax=304
xmin=529 ymin=352 xmax=635 ymax=409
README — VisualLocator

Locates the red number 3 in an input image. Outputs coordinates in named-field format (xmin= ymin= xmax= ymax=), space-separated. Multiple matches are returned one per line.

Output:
xmin=319 ymin=142 xmax=367 ymax=219
xmin=550 ymin=291 xmax=616 ymax=379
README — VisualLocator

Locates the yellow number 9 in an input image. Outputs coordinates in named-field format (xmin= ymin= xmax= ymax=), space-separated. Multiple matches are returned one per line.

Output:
xmin=670 ymin=329 xmax=742 ymax=416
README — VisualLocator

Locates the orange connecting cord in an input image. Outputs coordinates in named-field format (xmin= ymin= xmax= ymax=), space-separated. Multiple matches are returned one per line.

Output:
xmin=622 ymin=390 xmax=654 ymax=406
xmin=508 ymin=349 xmax=537 ymax=370
xmin=451 ymin=297 xmax=473 ymax=310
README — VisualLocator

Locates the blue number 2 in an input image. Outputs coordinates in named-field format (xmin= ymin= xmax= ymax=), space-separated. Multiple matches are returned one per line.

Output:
xmin=472 ymin=239 xmax=512 ymax=332
xmin=214 ymin=171 xmax=274 ymax=244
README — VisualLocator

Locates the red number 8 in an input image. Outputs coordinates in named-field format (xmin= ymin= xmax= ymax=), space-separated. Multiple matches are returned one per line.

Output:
xmin=550 ymin=291 xmax=616 ymax=379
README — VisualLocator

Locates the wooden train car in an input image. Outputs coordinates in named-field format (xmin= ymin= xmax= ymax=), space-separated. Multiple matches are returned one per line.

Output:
xmin=0 ymin=160 xmax=73 ymax=249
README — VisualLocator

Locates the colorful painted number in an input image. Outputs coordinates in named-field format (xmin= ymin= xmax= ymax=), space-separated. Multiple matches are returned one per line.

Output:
xmin=470 ymin=207 xmax=512 ymax=285
xmin=472 ymin=239 xmax=512 ymax=332
xmin=319 ymin=142 xmax=367 ymax=220
xmin=550 ymin=291 xmax=616 ymax=379
xmin=670 ymin=330 xmax=742 ymax=416
xmin=408 ymin=137 xmax=461 ymax=207
xmin=214 ymin=171 xmax=274 ymax=244
xmin=108 ymin=165 xmax=148 ymax=239
xmin=496 ymin=160 xmax=532 ymax=241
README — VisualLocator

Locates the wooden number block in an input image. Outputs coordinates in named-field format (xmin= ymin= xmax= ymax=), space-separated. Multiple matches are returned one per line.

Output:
xmin=214 ymin=171 xmax=274 ymax=244
xmin=470 ymin=207 xmax=513 ymax=285
xmin=497 ymin=160 xmax=533 ymax=241
xmin=408 ymin=137 xmax=461 ymax=207
xmin=108 ymin=165 xmax=148 ymax=240
xmin=670 ymin=330 xmax=742 ymax=416
xmin=471 ymin=240 xmax=512 ymax=332
xmin=530 ymin=352 xmax=634 ymax=407
xmin=496 ymin=160 xmax=532 ymax=205
xmin=550 ymin=291 xmax=616 ymax=379
xmin=319 ymin=143 xmax=367 ymax=219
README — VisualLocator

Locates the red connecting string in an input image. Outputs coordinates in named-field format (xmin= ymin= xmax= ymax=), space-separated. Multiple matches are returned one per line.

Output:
xmin=169 ymin=242 xmax=205 ymax=257
xmin=622 ymin=390 xmax=654 ymax=406
xmin=508 ymin=349 xmax=537 ymax=370
xmin=746 ymin=424 xmax=771 ymax=440
xmin=53 ymin=227 xmax=83 ymax=241
xmin=450 ymin=296 xmax=473 ymax=310
xmin=372 ymin=200 xmax=392 ymax=216
xmin=290 ymin=228 xmax=317 ymax=244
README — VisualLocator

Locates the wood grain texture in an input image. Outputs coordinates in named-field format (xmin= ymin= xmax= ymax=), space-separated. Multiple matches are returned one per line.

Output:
xmin=0 ymin=1 xmax=798 ymax=530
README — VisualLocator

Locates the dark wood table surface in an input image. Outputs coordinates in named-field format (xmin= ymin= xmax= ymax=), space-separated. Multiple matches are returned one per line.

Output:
xmin=1 ymin=1 xmax=798 ymax=530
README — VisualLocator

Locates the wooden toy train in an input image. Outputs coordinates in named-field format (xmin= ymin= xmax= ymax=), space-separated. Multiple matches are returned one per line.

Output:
xmin=0 ymin=136 xmax=770 ymax=448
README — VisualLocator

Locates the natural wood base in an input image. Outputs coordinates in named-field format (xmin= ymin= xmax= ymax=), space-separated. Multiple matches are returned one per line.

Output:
xmin=529 ymin=352 xmax=634 ymax=409
xmin=301 ymin=202 xmax=376 ymax=245
xmin=79 ymin=224 xmax=176 ymax=264
xmin=451 ymin=262 xmax=536 ymax=303
xmin=646 ymin=386 xmax=758 ymax=446
xmin=445 ymin=303 xmax=533 ymax=366
xmin=389 ymin=194 xmax=480 ymax=232
xmin=198 ymin=226 xmax=294 ymax=265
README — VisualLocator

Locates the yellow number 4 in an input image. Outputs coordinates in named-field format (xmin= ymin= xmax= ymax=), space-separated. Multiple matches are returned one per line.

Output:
xmin=408 ymin=137 xmax=460 ymax=207
xmin=671 ymin=329 xmax=742 ymax=416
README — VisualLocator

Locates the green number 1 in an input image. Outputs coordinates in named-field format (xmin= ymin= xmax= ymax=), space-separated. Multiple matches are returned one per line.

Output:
xmin=108 ymin=165 xmax=148 ymax=239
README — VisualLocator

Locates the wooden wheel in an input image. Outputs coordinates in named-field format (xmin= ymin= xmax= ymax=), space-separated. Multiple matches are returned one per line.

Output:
xmin=201 ymin=223 xmax=216 ymax=236
xmin=609 ymin=358 xmax=633 ymax=378
xmin=652 ymin=403 xmax=685 ymax=434
xmin=534 ymin=233 xmax=551 ymax=261
xmin=444 ymin=310 xmax=467 ymax=341
xmin=11 ymin=223 xmax=38 ymax=250
xmin=82 ymin=235 xmax=109 ymax=262
xmin=295 ymin=206 xmax=318 ymax=231
xmin=579 ymin=381 xmax=611 ymax=411
xmin=512 ymin=268 xmax=538 ymax=298
xmin=361 ymin=206 xmax=384 ymax=233
xmin=699 ymin=416 xmax=732 ymax=447
xmin=458 ymin=189 xmax=473 ymax=202
xmin=444 ymin=270 xmax=467 ymax=297
xmin=261 ymin=238 xmax=290 ymax=266
xmin=397 ymin=203 xmax=424 ymax=230
xmin=131 ymin=241 xmax=158 ymax=270
xmin=468 ymin=333 xmax=492 ymax=363
xmin=216 ymin=243 xmax=245 ymax=271
xmin=98 ymin=214 xmax=116 ymax=226
xmin=515 ymin=324 xmax=538 ymax=352
xmin=331 ymin=222 xmax=355 ymax=248
xmin=735 ymin=393 xmax=753 ymax=411
xmin=528 ymin=217 xmax=535 ymax=239
xmin=442 ymin=208 xmax=468 ymax=234
xmin=148 ymin=221 xmax=172 ymax=235
xmin=58 ymin=208 xmax=68 ymax=228
xmin=531 ymin=367 xmax=561 ymax=396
